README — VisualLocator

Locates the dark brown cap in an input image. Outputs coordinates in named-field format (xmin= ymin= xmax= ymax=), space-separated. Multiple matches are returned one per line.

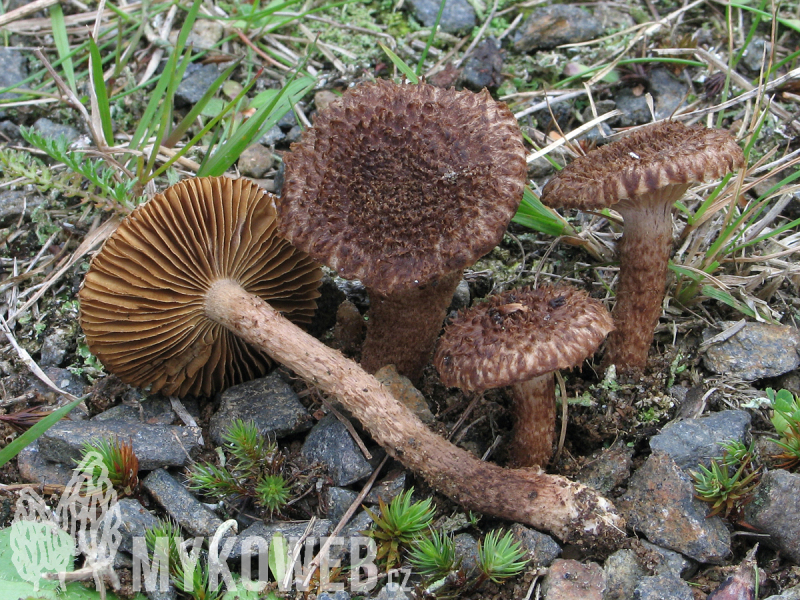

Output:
xmin=540 ymin=121 xmax=744 ymax=211
xmin=79 ymin=176 xmax=322 ymax=397
xmin=277 ymin=80 xmax=527 ymax=294
xmin=434 ymin=285 xmax=613 ymax=391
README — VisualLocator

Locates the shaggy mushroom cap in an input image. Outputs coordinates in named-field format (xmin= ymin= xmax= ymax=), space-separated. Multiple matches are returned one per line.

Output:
xmin=540 ymin=121 xmax=744 ymax=210
xmin=79 ymin=176 xmax=322 ymax=397
xmin=435 ymin=286 xmax=614 ymax=391
xmin=277 ymin=79 xmax=527 ymax=294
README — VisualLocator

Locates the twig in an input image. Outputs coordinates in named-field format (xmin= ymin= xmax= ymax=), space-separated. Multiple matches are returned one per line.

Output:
xmin=0 ymin=0 xmax=59 ymax=27
xmin=525 ymin=110 xmax=623 ymax=163
xmin=321 ymin=397 xmax=372 ymax=461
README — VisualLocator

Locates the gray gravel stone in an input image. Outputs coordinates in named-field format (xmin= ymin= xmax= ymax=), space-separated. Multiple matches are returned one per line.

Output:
xmin=373 ymin=583 xmax=410 ymax=600
xmin=39 ymin=421 xmax=201 ymax=469
xmin=176 ymin=63 xmax=222 ymax=106
xmin=259 ymin=124 xmax=285 ymax=146
xmin=454 ymin=533 xmax=479 ymax=574
xmin=17 ymin=439 xmax=75 ymax=486
xmin=92 ymin=397 xmax=176 ymax=425
xmin=116 ymin=498 xmax=159 ymax=554
xmin=210 ymin=373 xmax=312 ymax=445
xmin=703 ymin=321 xmax=800 ymax=380
xmin=649 ymin=410 xmax=751 ymax=470
xmin=766 ymin=585 xmax=800 ymax=600
xmin=228 ymin=518 xmax=332 ymax=561
xmin=0 ymin=47 xmax=28 ymax=100
xmin=318 ymin=592 xmax=350 ymax=600
xmin=0 ymin=190 xmax=46 ymax=225
xmin=510 ymin=523 xmax=561 ymax=568
xmin=620 ymin=452 xmax=731 ymax=563
xmin=633 ymin=572 xmax=693 ymax=600
xmin=374 ymin=366 xmax=434 ymax=425
xmin=450 ymin=279 xmax=471 ymax=312
xmin=743 ymin=469 xmax=800 ymax=563
xmin=32 ymin=117 xmax=79 ymax=142
xmin=640 ymin=540 xmax=696 ymax=578
xmin=741 ymin=38 xmax=771 ymax=72
xmin=40 ymin=326 xmax=74 ymax=366
xmin=604 ymin=549 xmax=646 ymax=600
xmin=0 ymin=120 xmax=22 ymax=141
xmin=612 ymin=69 xmax=689 ymax=127
xmin=302 ymin=413 xmax=373 ymax=486
xmin=514 ymin=5 xmax=603 ymax=52
xmin=324 ymin=487 xmax=359 ymax=523
xmin=237 ymin=143 xmax=273 ymax=178
xmin=404 ymin=0 xmax=475 ymax=35
xmin=143 ymin=469 xmax=224 ymax=539
xmin=364 ymin=471 xmax=406 ymax=505
xmin=576 ymin=440 xmax=634 ymax=493
xmin=460 ymin=37 xmax=503 ymax=91
xmin=544 ymin=559 xmax=605 ymax=600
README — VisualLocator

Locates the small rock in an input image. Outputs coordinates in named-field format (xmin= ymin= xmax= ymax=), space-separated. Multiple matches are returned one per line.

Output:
xmin=640 ymin=540 xmax=697 ymax=578
xmin=509 ymin=523 xmax=561 ymax=568
xmin=649 ymin=410 xmax=751 ymax=470
xmin=703 ymin=322 xmax=800 ymax=380
xmin=633 ymin=572 xmax=693 ymax=600
xmin=374 ymin=366 xmax=435 ymax=425
xmin=259 ymin=124 xmax=285 ymax=146
xmin=404 ymin=0 xmax=476 ymax=35
xmin=450 ymin=279 xmax=470 ymax=312
xmin=619 ymin=452 xmax=731 ymax=563
xmin=17 ymin=439 xmax=74 ymax=486
xmin=513 ymin=5 xmax=604 ymax=52
xmin=454 ymin=533 xmax=479 ymax=574
xmin=237 ymin=144 xmax=273 ymax=178
xmin=364 ymin=471 xmax=407 ymax=505
xmin=32 ymin=117 xmax=79 ymax=142
xmin=228 ymin=518 xmax=332 ymax=561
xmin=302 ymin=413 xmax=373 ymax=486
xmin=743 ymin=469 xmax=800 ymax=563
xmin=333 ymin=300 xmax=365 ymax=354
xmin=373 ymin=582 xmax=410 ymax=600
xmin=612 ymin=88 xmax=653 ymax=127
xmin=460 ymin=37 xmax=503 ymax=91
xmin=592 ymin=3 xmax=636 ymax=29
xmin=0 ymin=120 xmax=22 ymax=141
xmin=39 ymin=327 xmax=74 ymax=366
xmin=650 ymin=68 xmax=689 ymax=120
xmin=324 ymin=487 xmax=359 ymax=523
xmin=116 ymin=498 xmax=159 ymax=554
xmin=170 ymin=19 xmax=223 ymax=50
xmin=318 ymin=592 xmax=351 ymax=600
xmin=765 ymin=585 xmax=800 ymax=600
xmin=209 ymin=373 xmax=312 ymax=445
xmin=285 ymin=124 xmax=303 ymax=144
xmin=543 ymin=559 xmax=605 ymax=600
xmin=37 ymin=367 xmax=89 ymax=399
xmin=527 ymin=145 xmax=570 ymax=181
xmin=93 ymin=396 xmax=176 ymax=425
xmin=176 ymin=63 xmax=222 ymax=106
xmin=604 ymin=549 xmax=646 ymax=600
xmin=576 ymin=440 xmax=634 ymax=493
xmin=0 ymin=47 xmax=29 ymax=100
xmin=39 ymin=421 xmax=202 ymax=469
xmin=277 ymin=110 xmax=298 ymax=129
xmin=314 ymin=90 xmax=339 ymax=113
xmin=143 ymin=469 xmax=225 ymax=539
xmin=0 ymin=190 xmax=45 ymax=225
xmin=740 ymin=38 xmax=770 ymax=72
xmin=535 ymin=101 xmax=573 ymax=134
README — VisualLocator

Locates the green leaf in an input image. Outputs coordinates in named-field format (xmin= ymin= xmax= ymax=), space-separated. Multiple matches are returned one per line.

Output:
xmin=268 ymin=532 xmax=289 ymax=584
xmin=49 ymin=3 xmax=76 ymax=93
xmin=511 ymin=186 xmax=566 ymax=237
xmin=88 ymin=37 xmax=114 ymax=146
xmin=699 ymin=285 xmax=757 ymax=318
xmin=379 ymin=43 xmax=419 ymax=84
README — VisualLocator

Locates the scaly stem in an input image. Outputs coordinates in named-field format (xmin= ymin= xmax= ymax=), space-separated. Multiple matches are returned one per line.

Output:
xmin=511 ymin=376 xmax=555 ymax=468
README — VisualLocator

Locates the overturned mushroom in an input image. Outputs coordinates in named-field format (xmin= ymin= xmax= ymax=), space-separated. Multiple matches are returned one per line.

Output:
xmin=79 ymin=176 xmax=624 ymax=545
xmin=277 ymin=79 xmax=527 ymax=382
xmin=540 ymin=121 xmax=744 ymax=374
xmin=434 ymin=285 xmax=613 ymax=467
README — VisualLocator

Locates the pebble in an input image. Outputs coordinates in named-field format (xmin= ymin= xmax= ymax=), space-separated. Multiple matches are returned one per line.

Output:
xmin=372 ymin=582 xmax=410 ymax=600
xmin=633 ymin=572 xmax=694 ymax=600
xmin=604 ymin=549 xmax=646 ymax=600
xmin=765 ymin=585 xmax=800 ymax=600
xmin=743 ymin=469 xmax=800 ymax=563
xmin=237 ymin=143 xmax=273 ymax=178
xmin=453 ymin=532 xmax=479 ymax=574
xmin=302 ymin=413 xmax=373 ymax=486
xmin=92 ymin=396 xmax=178 ymax=425
xmin=619 ymin=452 xmax=731 ymax=563
xmin=318 ymin=592 xmax=351 ymax=600
xmin=640 ymin=540 xmax=696 ymax=578
xmin=209 ymin=372 xmax=312 ymax=446
xmin=0 ymin=47 xmax=29 ymax=100
xmin=38 ymin=421 xmax=202 ymax=470
xmin=324 ymin=486 xmax=359 ymax=522
xmin=613 ymin=69 xmax=688 ymax=127
xmin=0 ymin=190 xmax=45 ymax=225
xmin=364 ymin=471 xmax=407 ymax=505
xmin=404 ymin=0 xmax=476 ymax=35
xmin=740 ymin=38 xmax=770 ymax=72
xmin=374 ymin=366 xmax=435 ymax=425
xmin=259 ymin=124 xmax=285 ymax=146
xmin=228 ymin=518 xmax=332 ymax=561
xmin=513 ymin=5 xmax=604 ymax=52
xmin=333 ymin=300 xmax=365 ymax=354
xmin=39 ymin=325 xmax=75 ymax=366
xmin=143 ymin=469 xmax=226 ymax=539
xmin=649 ymin=410 xmax=751 ymax=470
xmin=0 ymin=119 xmax=22 ymax=141
xmin=543 ymin=559 xmax=605 ymax=600
xmin=460 ymin=37 xmax=503 ymax=91
xmin=592 ymin=3 xmax=637 ymax=30
xmin=575 ymin=439 xmax=634 ymax=494
xmin=169 ymin=19 xmax=223 ymax=50
xmin=17 ymin=439 xmax=75 ymax=486
xmin=449 ymin=279 xmax=471 ymax=312
xmin=509 ymin=523 xmax=561 ymax=568
xmin=703 ymin=321 xmax=800 ymax=380
xmin=527 ymin=146 xmax=571 ymax=181
xmin=115 ymin=498 xmax=159 ymax=555
xmin=176 ymin=63 xmax=222 ymax=106
xmin=314 ymin=90 xmax=339 ymax=113
xmin=32 ymin=117 xmax=80 ymax=142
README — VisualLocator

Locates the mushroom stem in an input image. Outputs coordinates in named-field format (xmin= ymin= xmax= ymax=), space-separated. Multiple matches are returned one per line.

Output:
xmin=603 ymin=186 xmax=688 ymax=374
xmin=510 ymin=375 xmax=555 ymax=467
xmin=361 ymin=271 xmax=462 ymax=381
xmin=204 ymin=278 xmax=624 ymax=545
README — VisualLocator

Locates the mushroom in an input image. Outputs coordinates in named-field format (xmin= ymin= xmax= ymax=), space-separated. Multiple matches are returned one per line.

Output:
xmin=79 ymin=176 xmax=322 ymax=397
xmin=434 ymin=285 xmax=613 ymax=467
xmin=79 ymin=176 xmax=624 ymax=545
xmin=539 ymin=121 xmax=744 ymax=374
xmin=277 ymin=80 xmax=527 ymax=382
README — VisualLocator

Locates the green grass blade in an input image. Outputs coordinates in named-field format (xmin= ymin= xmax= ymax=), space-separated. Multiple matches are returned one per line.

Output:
xmin=700 ymin=285 xmax=757 ymax=318
xmin=417 ymin=0 xmax=447 ymax=76
xmin=379 ymin=43 xmax=419 ymax=84
xmin=88 ymin=37 xmax=114 ymax=146
xmin=0 ymin=397 xmax=84 ymax=468
xmin=511 ymin=186 xmax=566 ymax=237
xmin=50 ymin=2 xmax=76 ymax=93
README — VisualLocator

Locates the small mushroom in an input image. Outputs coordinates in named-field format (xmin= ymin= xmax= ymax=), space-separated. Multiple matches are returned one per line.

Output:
xmin=277 ymin=80 xmax=527 ymax=382
xmin=79 ymin=176 xmax=624 ymax=545
xmin=540 ymin=121 xmax=744 ymax=374
xmin=434 ymin=285 xmax=613 ymax=467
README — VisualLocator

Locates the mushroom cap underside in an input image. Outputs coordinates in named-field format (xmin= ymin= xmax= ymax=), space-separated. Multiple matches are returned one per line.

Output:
xmin=278 ymin=79 xmax=527 ymax=294
xmin=434 ymin=285 xmax=613 ymax=391
xmin=540 ymin=121 xmax=744 ymax=211
xmin=79 ymin=176 xmax=322 ymax=397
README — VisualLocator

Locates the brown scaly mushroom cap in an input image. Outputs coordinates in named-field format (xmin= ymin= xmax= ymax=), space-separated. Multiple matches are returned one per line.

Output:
xmin=79 ymin=176 xmax=322 ymax=397
xmin=277 ymin=79 xmax=527 ymax=294
xmin=540 ymin=121 xmax=744 ymax=375
xmin=435 ymin=285 xmax=613 ymax=391
xmin=435 ymin=285 xmax=613 ymax=467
